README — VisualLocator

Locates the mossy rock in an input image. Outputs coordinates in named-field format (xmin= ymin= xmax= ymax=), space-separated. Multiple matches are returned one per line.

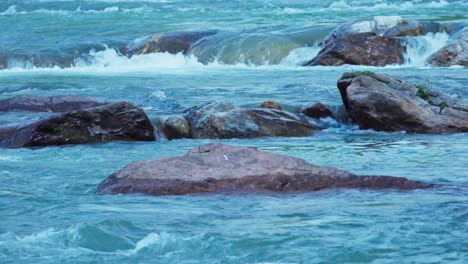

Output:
xmin=342 ymin=71 xmax=376 ymax=79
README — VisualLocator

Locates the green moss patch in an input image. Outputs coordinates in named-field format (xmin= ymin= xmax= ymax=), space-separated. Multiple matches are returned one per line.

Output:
xmin=342 ymin=71 xmax=376 ymax=79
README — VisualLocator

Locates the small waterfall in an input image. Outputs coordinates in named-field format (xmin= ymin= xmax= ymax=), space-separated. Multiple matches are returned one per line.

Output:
xmin=404 ymin=32 xmax=450 ymax=66
xmin=152 ymin=120 xmax=168 ymax=142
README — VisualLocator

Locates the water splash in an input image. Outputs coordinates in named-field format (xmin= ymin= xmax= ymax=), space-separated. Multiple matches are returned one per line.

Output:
xmin=404 ymin=32 xmax=450 ymax=66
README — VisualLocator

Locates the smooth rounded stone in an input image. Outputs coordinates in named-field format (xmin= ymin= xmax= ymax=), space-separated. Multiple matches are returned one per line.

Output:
xmin=184 ymin=102 xmax=316 ymax=139
xmin=323 ymin=16 xmax=445 ymax=45
xmin=304 ymin=32 xmax=406 ymax=66
xmin=96 ymin=143 xmax=432 ymax=196
xmin=257 ymin=101 xmax=283 ymax=110
xmin=428 ymin=26 xmax=467 ymax=67
xmin=301 ymin=103 xmax=333 ymax=119
xmin=157 ymin=115 xmax=191 ymax=140
xmin=0 ymin=95 xmax=107 ymax=112
xmin=337 ymin=72 xmax=468 ymax=133
xmin=0 ymin=102 xmax=155 ymax=148
xmin=125 ymin=30 xmax=218 ymax=57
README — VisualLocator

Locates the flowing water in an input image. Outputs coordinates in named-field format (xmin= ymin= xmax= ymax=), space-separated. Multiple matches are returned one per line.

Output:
xmin=0 ymin=0 xmax=467 ymax=263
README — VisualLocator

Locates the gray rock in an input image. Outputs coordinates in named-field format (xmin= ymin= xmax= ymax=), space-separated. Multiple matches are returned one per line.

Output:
xmin=0 ymin=102 xmax=155 ymax=148
xmin=0 ymin=95 xmax=107 ymax=112
xmin=96 ymin=143 xmax=432 ymax=196
xmin=337 ymin=72 xmax=468 ymax=133
xmin=304 ymin=32 xmax=406 ymax=66
xmin=185 ymin=102 xmax=316 ymax=139
xmin=428 ymin=26 xmax=468 ymax=67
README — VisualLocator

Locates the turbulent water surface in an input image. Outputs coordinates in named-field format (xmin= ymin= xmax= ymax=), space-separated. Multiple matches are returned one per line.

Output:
xmin=0 ymin=0 xmax=467 ymax=263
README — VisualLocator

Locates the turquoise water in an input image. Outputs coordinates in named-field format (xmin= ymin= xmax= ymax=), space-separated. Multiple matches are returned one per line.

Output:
xmin=0 ymin=0 xmax=467 ymax=263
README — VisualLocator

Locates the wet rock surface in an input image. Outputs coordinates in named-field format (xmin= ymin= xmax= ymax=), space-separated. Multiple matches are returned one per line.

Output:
xmin=428 ymin=26 xmax=468 ymax=67
xmin=185 ymin=102 xmax=316 ymax=139
xmin=157 ymin=115 xmax=191 ymax=140
xmin=337 ymin=72 xmax=468 ymax=133
xmin=301 ymin=103 xmax=333 ymax=119
xmin=125 ymin=30 xmax=218 ymax=56
xmin=96 ymin=143 xmax=432 ymax=196
xmin=0 ymin=95 xmax=107 ymax=112
xmin=0 ymin=102 xmax=155 ymax=148
xmin=304 ymin=32 xmax=406 ymax=66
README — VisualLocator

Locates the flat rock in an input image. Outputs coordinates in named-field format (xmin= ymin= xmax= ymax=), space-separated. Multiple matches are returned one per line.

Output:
xmin=96 ymin=143 xmax=432 ymax=196
xmin=337 ymin=72 xmax=468 ymax=133
xmin=185 ymin=102 xmax=316 ymax=139
xmin=0 ymin=102 xmax=155 ymax=148
xmin=0 ymin=95 xmax=107 ymax=112
xmin=304 ymin=32 xmax=406 ymax=66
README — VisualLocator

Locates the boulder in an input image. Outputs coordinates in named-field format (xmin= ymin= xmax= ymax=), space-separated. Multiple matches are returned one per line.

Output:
xmin=428 ymin=26 xmax=468 ymax=67
xmin=258 ymin=101 xmax=283 ymax=110
xmin=96 ymin=143 xmax=432 ymax=196
xmin=323 ymin=16 xmax=446 ymax=45
xmin=337 ymin=72 xmax=468 ymax=133
xmin=185 ymin=102 xmax=316 ymax=139
xmin=304 ymin=32 xmax=406 ymax=66
xmin=125 ymin=30 xmax=218 ymax=56
xmin=0 ymin=102 xmax=155 ymax=148
xmin=157 ymin=115 xmax=191 ymax=140
xmin=301 ymin=103 xmax=333 ymax=119
xmin=0 ymin=95 xmax=107 ymax=112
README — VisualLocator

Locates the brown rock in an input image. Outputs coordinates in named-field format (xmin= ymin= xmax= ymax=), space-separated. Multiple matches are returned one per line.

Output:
xmin=301 ymin=103 xmax=333 ymax=119
xmin=304 ymin=33 xmax=406 ymax=66
xmin=96 ymin=143 xmax=432 ymax=196
xmin=258 ymin=101 xmax=283 ymax=110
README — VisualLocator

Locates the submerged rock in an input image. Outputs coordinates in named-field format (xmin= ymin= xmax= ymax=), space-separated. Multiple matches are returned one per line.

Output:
xmin=125 ymin=30 xmax=218 ymax=56
xmin=323 ymin=16 xmax=446 ymax=45
xmin=304 ymin=32 xmax=406 ymax=66
xmin=96 ymin=143 xmax=432 ymax=196
xmin=185 ymin=102 xmax=316 ymax=139
xmin=0 ymin=102 xmax=155 ymax=148
xmin=337 ymin=72 xmax=468 ymax=133
xmin=301 ymin=103 xmax=333 ymax=119
xmin=428 ymin=26 xmax=468 ymax=67
xmin=0 ymin=95 xmax=107 ymax=112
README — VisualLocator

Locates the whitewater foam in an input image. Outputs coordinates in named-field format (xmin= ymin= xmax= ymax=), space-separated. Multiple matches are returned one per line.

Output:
xmin=0 ymin=5 xmax=151 ymax=15
xmin=405 ymin=32 xmax=450 ymax=66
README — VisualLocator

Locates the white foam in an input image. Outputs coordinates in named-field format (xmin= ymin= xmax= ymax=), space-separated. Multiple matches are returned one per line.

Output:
xmin=373 ymin=16 xmax=403 ymax=28
xmin=281 ymin=46 xmax=321 ymax=66
xmin=325 ymin=0 xmax=455 ymax=11
xmin=0 ymin=5 xmax=151 ymax=15
xmin=405 ymin=32 xmax=450 ymax=67
xmin=131 ymin=233 xmax=159 ymax=253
